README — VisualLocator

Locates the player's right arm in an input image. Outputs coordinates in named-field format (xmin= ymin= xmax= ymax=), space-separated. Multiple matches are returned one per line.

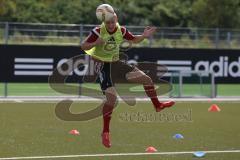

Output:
xmin=81 ymin=28 xmax=105 ymax=50
xmin=81 ymin=38 xmax=105 ymax=50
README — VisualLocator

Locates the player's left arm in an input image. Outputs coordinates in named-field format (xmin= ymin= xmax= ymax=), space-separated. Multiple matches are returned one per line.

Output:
xmin=131 ymin=26 xmax=157 ymax=43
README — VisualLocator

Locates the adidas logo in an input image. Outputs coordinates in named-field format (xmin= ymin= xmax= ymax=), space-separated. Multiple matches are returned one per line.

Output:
xmin=108 ymin=37 xmax=115 ymax=42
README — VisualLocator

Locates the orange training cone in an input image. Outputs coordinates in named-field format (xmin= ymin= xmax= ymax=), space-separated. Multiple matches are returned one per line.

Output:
xmin=208 ymin=104 xmax=221 ymax=112
xmin=145 ymin=146 xmax=157 ymax=153
xmin=69 ymin=129 xmax=80 ymax=135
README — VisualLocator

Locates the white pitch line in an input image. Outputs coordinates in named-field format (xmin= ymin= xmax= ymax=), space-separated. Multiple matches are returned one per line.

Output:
xmin=0 ymin=150 xmax=240 ymax=160
xmin=1 ymin=96 xmax=240 ymax=103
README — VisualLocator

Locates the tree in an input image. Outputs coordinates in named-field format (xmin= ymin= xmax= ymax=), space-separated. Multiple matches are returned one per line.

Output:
xmin=192 ymin=0 xmax=240 ymax=28
xmin=0 ymin=0 xmax=16 ymax=21
xmin=0 ymin=0 xmax=240 ymax=28
xmin=150 ymin=0 xmax=193 ymax=27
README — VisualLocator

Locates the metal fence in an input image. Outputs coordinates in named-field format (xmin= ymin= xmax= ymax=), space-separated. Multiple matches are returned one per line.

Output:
xmin=0 ymin=22 xmax=240 ymax=48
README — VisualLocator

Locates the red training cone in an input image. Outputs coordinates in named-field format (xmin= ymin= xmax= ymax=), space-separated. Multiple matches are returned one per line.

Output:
xmin=208 ymin=104 xmax=221 ymax=112
xmin=69 ymin=129 xmax=80 ymax=135
xmin=145 ymin=146 xmax=157 ymax=153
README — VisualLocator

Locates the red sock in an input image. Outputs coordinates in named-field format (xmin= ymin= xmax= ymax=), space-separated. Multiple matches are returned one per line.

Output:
xmin=143 ymin=85 xmax=160 ymax=108
xmin=102 ymin=104 xmax=113 ymax=133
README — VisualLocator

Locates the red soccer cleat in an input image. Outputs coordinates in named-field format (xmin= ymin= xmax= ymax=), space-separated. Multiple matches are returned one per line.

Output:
xmin=156 ymin=101 xmax=175 ymax=112
xmin=101 ymin=132 xmax=111 ymax=148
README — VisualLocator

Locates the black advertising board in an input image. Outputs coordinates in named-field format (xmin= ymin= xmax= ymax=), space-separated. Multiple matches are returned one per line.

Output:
xmin=0 ymin=45 xmax=240 ymax=83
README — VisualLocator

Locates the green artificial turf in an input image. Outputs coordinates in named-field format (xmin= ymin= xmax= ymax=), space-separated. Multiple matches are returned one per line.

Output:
xmin=0 ymin=101 xmax=239 ymax=160
xmin=0 ymin=83 xmax=240 ymax=97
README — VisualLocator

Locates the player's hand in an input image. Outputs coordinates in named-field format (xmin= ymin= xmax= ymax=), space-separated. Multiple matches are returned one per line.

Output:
xmin=94 ymin=37 xmax=105 ymax=45
xmin=142 ymin=26 xmax=157 ymax=38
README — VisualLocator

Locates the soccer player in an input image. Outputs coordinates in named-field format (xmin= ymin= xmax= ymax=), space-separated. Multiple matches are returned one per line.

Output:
xmin=81 ymin=4 xmax=175 ymax=148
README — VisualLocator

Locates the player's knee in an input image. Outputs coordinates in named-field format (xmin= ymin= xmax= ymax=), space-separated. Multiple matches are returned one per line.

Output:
xmin=106 ymin=97 xmax=117 ymax=106
xmin=143 ymin=75 xmax=153 ymax=85
xmin=105 ymin=88 xmax=117 ymax=105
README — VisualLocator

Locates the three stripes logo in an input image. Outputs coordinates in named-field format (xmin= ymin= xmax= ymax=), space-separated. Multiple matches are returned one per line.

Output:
xmin=157 ymin=60 xmax=192 ymax=77
xmin=14 ymin=58 xmax=54 ymax=76
xmin=104 ymin=36 xmax=117 ymax=51
xmin=108 ymin=37 xmax=115 ymax=42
